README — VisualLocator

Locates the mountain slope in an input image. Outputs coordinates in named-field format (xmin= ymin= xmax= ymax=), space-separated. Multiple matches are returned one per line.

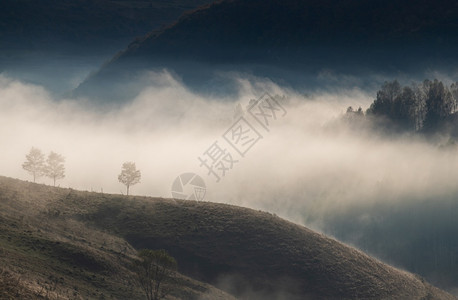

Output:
xmin=75 ymin=0 xmax=458 ymax=100
xmin=0 ymin=176 xmax=235 ymax=299
xmin=0 ymin=0 xmax=215 ymax=54
xmin=0 ymin=176 xmax=454 ymax=299
xmin=0 ymin=0 xmax=216 ymax=94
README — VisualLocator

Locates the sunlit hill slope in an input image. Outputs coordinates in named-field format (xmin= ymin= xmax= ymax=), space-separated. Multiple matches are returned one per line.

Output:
xmin=0 ymin=176 xmax=456 ymax=299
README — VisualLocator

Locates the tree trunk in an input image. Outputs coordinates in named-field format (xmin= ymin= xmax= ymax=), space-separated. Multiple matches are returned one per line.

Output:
xmin=127 ymin=185 xmax=130 ymax=196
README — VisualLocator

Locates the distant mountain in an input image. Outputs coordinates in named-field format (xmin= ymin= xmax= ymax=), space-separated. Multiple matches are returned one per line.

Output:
xmin=75 ymin=0 xmax=458 ymax=101
xmin=0 ymin=0 xmax=215 ymax=94
xmin=0 ymin=0 xmax=215 ymax=54
xmin=1 ymin=176 xmax=455 ymax=299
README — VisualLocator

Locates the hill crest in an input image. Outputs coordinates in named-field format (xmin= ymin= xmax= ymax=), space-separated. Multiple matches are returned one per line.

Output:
xmin=0 ymin=176 xmax=456 ymax=299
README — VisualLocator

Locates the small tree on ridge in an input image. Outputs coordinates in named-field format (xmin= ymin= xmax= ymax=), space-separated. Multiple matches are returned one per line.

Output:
xmin=118 ymin=162 xmax=141 ymax=196
xmin=22 ymin=147 xmax=45 ymax=182
xmin=45 ymin=152 xmax=65 ymax=187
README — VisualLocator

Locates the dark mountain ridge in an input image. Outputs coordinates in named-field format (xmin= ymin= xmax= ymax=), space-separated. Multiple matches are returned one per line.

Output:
xmin=0 ymin=0 xmax=215 ymax=94
xmin=0 ymin=0 xmax=215 ymax=53
xmin=75 ymin=0 xmax=458 ymax=101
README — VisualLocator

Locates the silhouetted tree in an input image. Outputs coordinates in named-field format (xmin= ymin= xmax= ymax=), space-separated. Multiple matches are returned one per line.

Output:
xmin=118 ymin=162 xmax=141 ymax=196
xmin=412 ymin=83 xmax=428 ymax=131
xmin=450 ymin=82 xmax=458 ymax=113
xmin=345 ymin=106 xmax=364 ymax=121
xmin=133 ymin=249 xmax=177 ymax=300
xmin=367 ymin=80 xmax=402 ymax=117
xmin=395 ymin=86 xmax=418 ymax=130
xmin=423 ymin=79 xmax=454 ymax=131
xmin=22 ymin=147 xmax=45 ymax=182
xmin=45 ymin=152 xmax=65 ymax=187
xmin=366 ymin=79 xmax=458 ymax=133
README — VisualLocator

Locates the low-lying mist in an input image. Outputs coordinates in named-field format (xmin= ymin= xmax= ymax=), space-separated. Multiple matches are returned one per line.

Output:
xmin=1 ymin=71 xmax=455 ymax=211
xmin=1 ymin=71 xmax=457 ymax=293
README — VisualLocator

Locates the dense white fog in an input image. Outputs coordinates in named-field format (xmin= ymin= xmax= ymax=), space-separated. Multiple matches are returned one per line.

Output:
xmin=1 ymin=72 xmax=458 ymax=226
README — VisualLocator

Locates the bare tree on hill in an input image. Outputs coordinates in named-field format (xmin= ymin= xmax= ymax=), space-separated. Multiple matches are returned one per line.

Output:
xmin=45 ymin=152 xmax=65 ymax=187
xmin=22 ymin=147 xmax=45 ymax=182
xmin=133 ymin=249 xmax=177 ymax=300
xmin=118 ymin=162 xmax=141 ymax=196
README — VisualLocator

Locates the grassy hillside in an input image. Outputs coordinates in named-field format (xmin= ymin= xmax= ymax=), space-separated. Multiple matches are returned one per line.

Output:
xmin=0 ymin=176 xmax=234 ymax=299
xmin=0 ymin=176 xmax=455 ymax=299
xmin=319 ymin=193 xmax=458 ymax=295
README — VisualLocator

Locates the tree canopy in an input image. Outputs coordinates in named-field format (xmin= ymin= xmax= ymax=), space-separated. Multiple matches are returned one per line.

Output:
xmin=362 ymin=79 xmax=458 ymax=133
xmin=22 ymin=147 xmax=45 ymax=183
xmin=118 ymin=162 xmax=141 ymax=196
xmin=45 ymin=152 xmax=65 ymax=187
xmin=133 ymin=249 xmax=177 ymax=300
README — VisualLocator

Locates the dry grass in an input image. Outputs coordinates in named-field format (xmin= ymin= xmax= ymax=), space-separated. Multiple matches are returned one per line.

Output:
xmin=0 ymin=175 xmax=455 ymax=299
xmin=0 ymin=267 xmax=34 ymax=300
xmin=0 ymin=176 xmax=234 ymax=300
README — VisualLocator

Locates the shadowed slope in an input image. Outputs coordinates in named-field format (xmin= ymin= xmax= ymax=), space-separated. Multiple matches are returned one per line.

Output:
xmin=82 ymin=198 xmax=455 ymax=299
xmin=3 ymin=177 xmax=447 ymax=299
xmin=0 ymin=176 xmax=235 ymax=299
